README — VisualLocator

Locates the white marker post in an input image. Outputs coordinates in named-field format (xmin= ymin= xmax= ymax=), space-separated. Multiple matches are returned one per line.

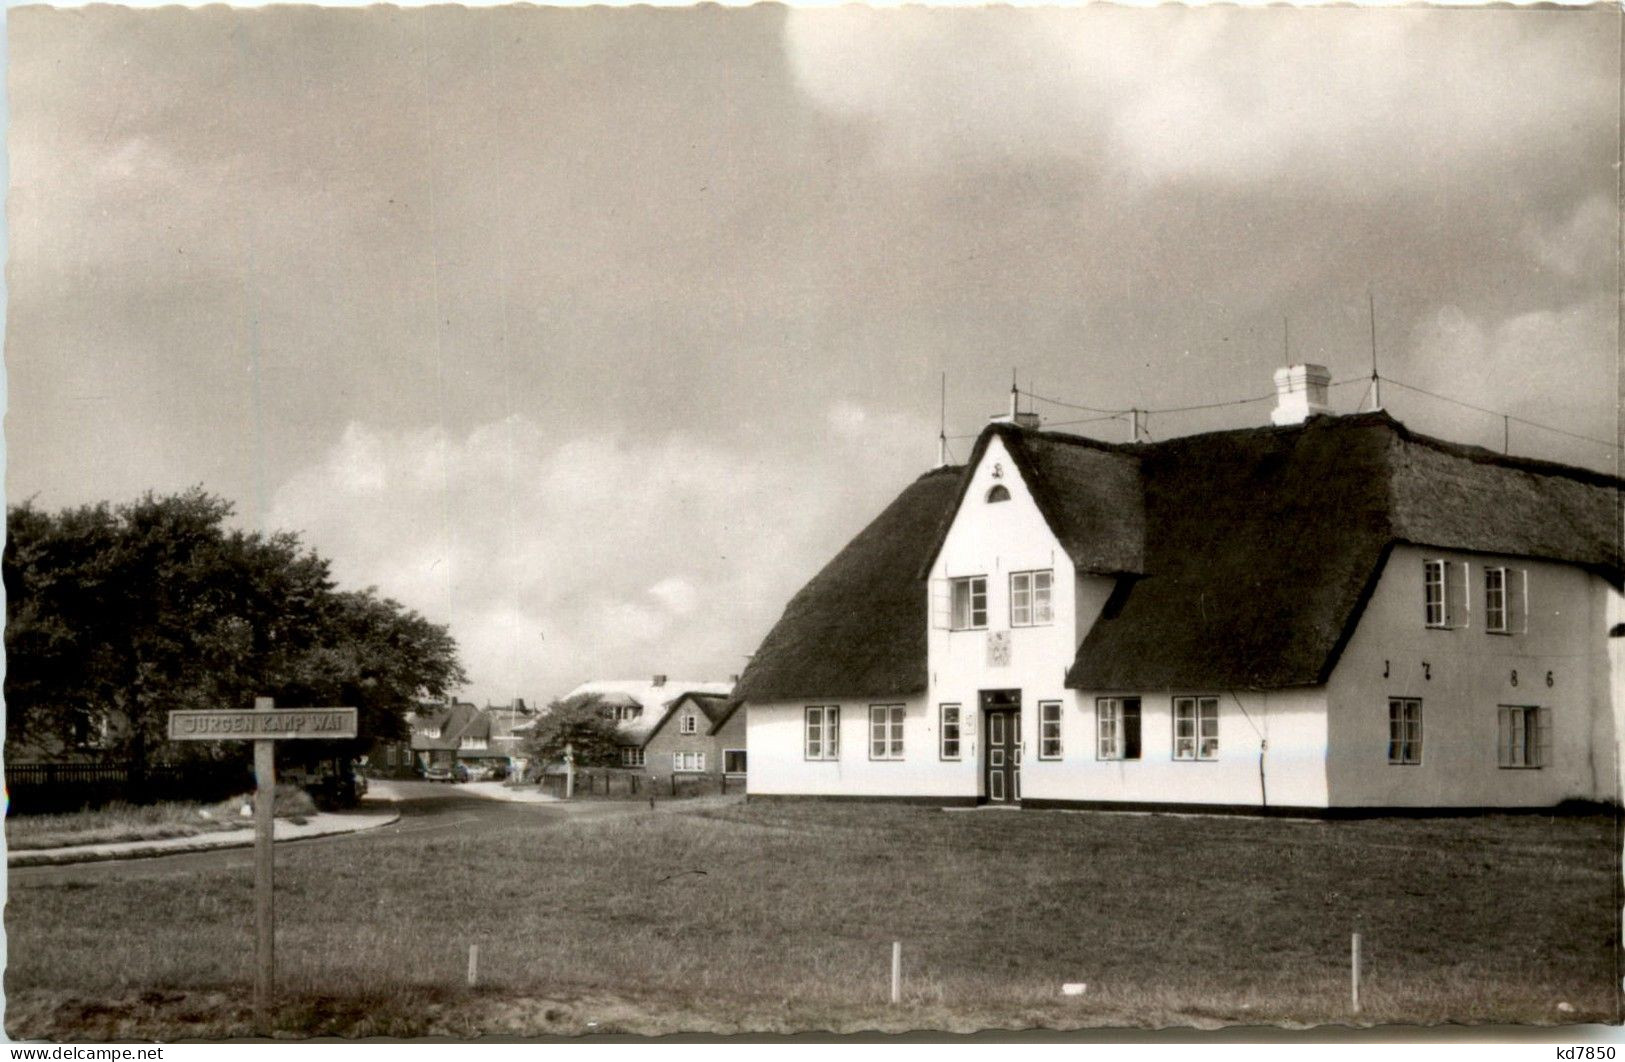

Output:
xmin=891 ymin=941 xmax=901 ymax=1005
xmin=1351 ymin=931 xmax=1362 ymax=1015
xmin=169 ymin=697 xmax=358 ymax=1032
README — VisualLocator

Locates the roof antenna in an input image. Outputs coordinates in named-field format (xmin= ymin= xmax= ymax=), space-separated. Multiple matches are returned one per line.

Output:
xmin=1010 ymin=367 xmax=1020 ymax=420
xmin=937 ymin=371 xmax=948 ymax=468
xmin=1367 ymin=287 xmax=1383 ymax=412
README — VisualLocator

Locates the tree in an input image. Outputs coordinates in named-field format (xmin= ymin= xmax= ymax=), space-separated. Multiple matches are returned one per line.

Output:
xmin=523 ymin=694 xmax=622 ymax=769
xmin=4 ymin=488 xmax=467 ymax=766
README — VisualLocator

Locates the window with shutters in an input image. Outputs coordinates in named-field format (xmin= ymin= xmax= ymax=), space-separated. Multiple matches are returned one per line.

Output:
xmin=672 ymin=751 xmax=705 ymax=773
xmin=1387 ymin=698 xmax=1422 ymax=764
xmin=1424 ymin=558 xmax=1472 ymax=629
xmin=1498 ymin=705 xmax=1550 ymax=768
xmin=950 ymin=576 xmax=987 ymax=630
xmin=940 ymin=704 xmax=962 ymax=760
xmin=1173 ymin=696 xmax=1219 ymax=760
xmin=869 ymin=704 xmax=905 ymax=760
xmin=679 ymin=712 xmax=697 ymax=734
xmin=804 ymin=706 xmax=840 ymax=761
xmin=1097 ymin=697 xmax=1142 ymax=760
xmin=1485 ymin=566 xmax=1527 ymax=634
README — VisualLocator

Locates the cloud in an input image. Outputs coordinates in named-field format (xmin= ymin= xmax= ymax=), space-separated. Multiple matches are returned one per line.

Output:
xmin=267 ymin=404 xmax=932 ymax=703
xmin=784 ymin=8 xmax=1614 ymax=193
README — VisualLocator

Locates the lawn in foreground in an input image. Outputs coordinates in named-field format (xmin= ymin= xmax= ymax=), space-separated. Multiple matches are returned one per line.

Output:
xmin=6 ymin=800 xmax=1619 ymax=1037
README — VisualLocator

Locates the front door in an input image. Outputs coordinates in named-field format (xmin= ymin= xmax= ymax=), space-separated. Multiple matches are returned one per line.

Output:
xmin=981 ymin=689 xmax=1021 ymax=804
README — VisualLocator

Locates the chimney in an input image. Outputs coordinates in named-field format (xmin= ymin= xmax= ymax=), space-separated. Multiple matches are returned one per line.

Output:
xmin=651 ymin=674 xmax=667 ymax=688
xmin=989 ymin=381 xmax=1041 ymax=430
xmin=1270 ymin=363 xmax=1332 ymax=426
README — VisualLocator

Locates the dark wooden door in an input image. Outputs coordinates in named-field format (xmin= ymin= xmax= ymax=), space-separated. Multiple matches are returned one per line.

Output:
xmin=981 ymin=689 xmax=1022 ymax=804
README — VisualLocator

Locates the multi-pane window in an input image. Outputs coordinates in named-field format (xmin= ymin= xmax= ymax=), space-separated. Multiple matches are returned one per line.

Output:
xmin=1424 ymin=559 xmax=1447 ymax=627
xmin=621 ymin=747 xmax=646 ymax=768
xmin=1485 ymin=567 xmax=1507 ymax=633
xmin=1096 ymin=697 xmax=1143 ymax=760
xmin=1173 ymin=696 xmax=1219 ymax=760
xmin=951 ymin=576 xmax=988 ymax=630
xmin=680 ymin=713 xmax=697 ymax=734
xmin=723 ymin=749 xmax=747 ymax=774
xmin=804 ymin=706 xmax=840 ymax=760
xmin=673 ymin=751 xmax=705 ymax=773
xmin=1038 ymin=701 xmax=1063 ymax=759
xmin=1387 ymin=698 xmax=1422 ymax=764
xmin=1498 ymin=706 xmax=1551 ymax=769
xmin=940 ymin=704 xmax=962 ymax=760
xmin=1010 ymin=570 xmax=1054 ymax=626
xmin=869 ymin=704 xmax=905 ymax=760
xmin=1485 ymin=567 xmax=1526 ymax=634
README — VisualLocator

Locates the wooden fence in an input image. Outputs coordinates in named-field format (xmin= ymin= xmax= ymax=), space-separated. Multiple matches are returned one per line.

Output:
xmin=539 ymin=768 xmax=744 ymax=800
xmin=7 ymin=761 xmax=254 ymax=815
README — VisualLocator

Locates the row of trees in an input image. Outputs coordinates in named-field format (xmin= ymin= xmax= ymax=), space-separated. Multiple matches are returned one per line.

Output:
xmin=5 ymin=488 xmax=466 ymax=769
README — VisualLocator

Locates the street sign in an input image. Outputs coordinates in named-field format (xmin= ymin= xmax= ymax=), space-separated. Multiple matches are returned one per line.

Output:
xmin=167 ymin=697 xmax=358 ymax=1032
xmin=168 ymin=708 xmax=357 ymax=741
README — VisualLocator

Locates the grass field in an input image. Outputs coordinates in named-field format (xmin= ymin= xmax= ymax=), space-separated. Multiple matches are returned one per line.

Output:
xmin=6 ymin=786 xmax=317 ymax=851
xmin=6 ymin=800 xmax=1620 ymax=1038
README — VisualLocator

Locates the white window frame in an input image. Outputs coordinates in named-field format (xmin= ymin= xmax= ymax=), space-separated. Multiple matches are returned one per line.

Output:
xmin=1010 ymin=569 xmax=1054 ymax=627
xmin=950 ymin=575 xmax=988 ymax=630
xmin=672 ymin=750 xmax=705 ymax=773
xmin=804 ymin=705 xmax=840 ymax=761
xmin=940 ymin=703 xmax=962 ymax=761
xmin=1038 ymin=701 xmax=1062 ymax=759
xmin=1173 ymin=696 xmax=1219 ymax=761
xmin=1498 ymin=705 xmax=1550 ymax=769
xmin=1485 ymin=566 xmax=1508 ymax=633
xmin=1423 ymin=559 xmax=1447 ymax=628
xmin=723 ymin=749 xmax=747 ymax=774
xmin=1096 ymin=697 xmax=1143 ymax=761
xmin=679 ymin=713 xmax=697 ymax=735
xmin=621 ymin=746 xmax=645 ymax=768
xmin=869 ymin=704 xmax=905 ymax=760
xmin=1387 ymin=697 xmax=1422 ymax=765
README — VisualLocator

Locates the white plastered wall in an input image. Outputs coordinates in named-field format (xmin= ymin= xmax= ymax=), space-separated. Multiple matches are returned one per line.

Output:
xmin=1326 ymin=544 xmax=1619 ymax=807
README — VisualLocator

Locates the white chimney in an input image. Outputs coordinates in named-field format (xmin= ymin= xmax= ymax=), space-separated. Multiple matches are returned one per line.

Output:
xmin=989 ymin=383 xmax=1041 ymax=430
xmin=1270 ymin=363 xmax=1332 ymax=426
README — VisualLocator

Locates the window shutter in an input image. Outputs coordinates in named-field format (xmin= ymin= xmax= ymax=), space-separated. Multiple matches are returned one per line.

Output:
xmin=1496 ymin=708 xmax=1510 ymax=767
xmin=1448 ymin=561 xmax=1470 ymax=628
xmin=1124 ymin=700 xmax=1142 ymax=760
xmin=1511 ymin=569 xmax=1528 ymax=634
xmin=1537 ymin=706 xmax=1552 ymax=768
xmin=929 ymin=579 xmax=950 ymax=630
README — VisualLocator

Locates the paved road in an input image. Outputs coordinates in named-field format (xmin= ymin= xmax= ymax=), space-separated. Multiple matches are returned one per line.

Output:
xmin=8 ymin=782 xmax=649 ymax=886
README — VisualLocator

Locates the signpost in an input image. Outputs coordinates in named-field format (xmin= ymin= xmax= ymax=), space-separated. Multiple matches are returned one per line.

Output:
xmin=169 ymin=697 xmax=357 ymax=1031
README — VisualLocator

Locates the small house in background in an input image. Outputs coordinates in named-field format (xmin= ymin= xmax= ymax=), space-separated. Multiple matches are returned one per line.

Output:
xmin=557 ymin=676 xmax=735 ymax=769
xmin=365 ymin=698 xmax=536 ymax=779
xmin=639 ymin=691 xmax=747 ymax=783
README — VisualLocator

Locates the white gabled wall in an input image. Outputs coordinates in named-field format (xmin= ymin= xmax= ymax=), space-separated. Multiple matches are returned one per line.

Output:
xmin=1326 ymin=544 xmax=1620 ymax=807
xmin=926 ymin=434 xmax=1094 ymax=798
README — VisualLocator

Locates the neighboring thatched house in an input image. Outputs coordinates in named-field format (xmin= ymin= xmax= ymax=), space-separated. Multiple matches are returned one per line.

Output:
xmin=736 ymin=364 xmax=1624 ymax=813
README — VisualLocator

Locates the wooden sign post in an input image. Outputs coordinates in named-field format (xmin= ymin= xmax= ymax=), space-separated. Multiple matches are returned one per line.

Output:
xmin=169 ymin=697 xmax=358 ymax=1032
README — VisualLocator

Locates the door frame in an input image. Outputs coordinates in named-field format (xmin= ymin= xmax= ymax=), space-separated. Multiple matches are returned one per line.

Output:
xmin=979 ymin=689 xmax=1022 ymax=805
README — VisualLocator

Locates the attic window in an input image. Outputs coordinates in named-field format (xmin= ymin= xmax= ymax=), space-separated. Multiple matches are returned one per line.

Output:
xmin=1423 ymin=559 xmax=1470 ymax=629
xmin=985 ymin=484 xmax=1011 ymax=503
xmin=680 ymin=713 xmax=697 ymax=735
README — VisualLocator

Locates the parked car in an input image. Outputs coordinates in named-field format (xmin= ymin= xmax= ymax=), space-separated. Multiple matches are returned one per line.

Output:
xmin=421 ymin=764 xmax=454 ymax=783
xmin=454 ymin=763 xmax=491 ymax=783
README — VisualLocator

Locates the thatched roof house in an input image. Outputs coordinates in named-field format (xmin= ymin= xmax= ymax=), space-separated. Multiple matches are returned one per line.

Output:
xmin=739 ymin=410 xmax=1620 ymax=699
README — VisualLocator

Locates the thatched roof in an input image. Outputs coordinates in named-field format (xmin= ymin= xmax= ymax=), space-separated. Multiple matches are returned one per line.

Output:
xmin=1068 ymin=412 xmax=1621 ymax=690
xmin=920 ymin=427 xmax=1144 ymax=578
xmin=739 ymin=410 xmax=1619 ymax=700
xmin=733 ymin=465 xmax=964 ymax=701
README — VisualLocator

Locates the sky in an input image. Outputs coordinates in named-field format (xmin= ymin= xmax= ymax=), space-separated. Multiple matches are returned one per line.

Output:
xmin=6 ymin=5 xmax=1619 ymax=705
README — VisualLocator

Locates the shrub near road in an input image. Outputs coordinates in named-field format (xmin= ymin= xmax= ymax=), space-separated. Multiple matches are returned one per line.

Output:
xmin=6 ymin=801 xmax=1618 ymax=1038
